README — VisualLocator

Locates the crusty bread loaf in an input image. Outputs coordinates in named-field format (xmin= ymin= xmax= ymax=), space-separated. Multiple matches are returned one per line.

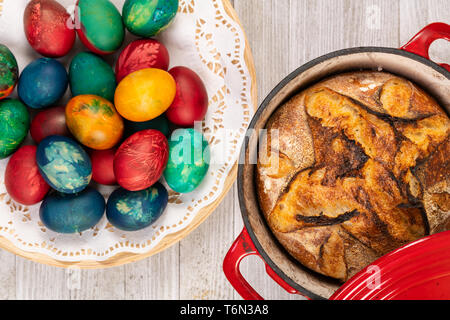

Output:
xmin=256 ymin=71 xmax=450 ymax=281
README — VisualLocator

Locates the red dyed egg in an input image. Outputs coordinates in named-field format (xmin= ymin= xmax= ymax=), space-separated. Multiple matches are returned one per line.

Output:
xmin=90 ymin=148 xmax=117 ymax=185
xmin=30 ymin=106 xmax=70 ymax=143
xmin=5 ymin=145 xmax=50 ymax=205
xmin=166 ymin=67 xmax=209 ymax=127
xmin=115 ymin=39 xmax=170 ymax=83
xmin=24 ymin=0 xmax=76 ymax=58
xmin=114 ymin=130 xmax=168 ymax=191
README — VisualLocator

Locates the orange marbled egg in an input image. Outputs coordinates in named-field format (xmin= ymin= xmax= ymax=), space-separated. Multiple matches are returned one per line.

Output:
xmin=66 ymin=94 xmax=124 ymax=150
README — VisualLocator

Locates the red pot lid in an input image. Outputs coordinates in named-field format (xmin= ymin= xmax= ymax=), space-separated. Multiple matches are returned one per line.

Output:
xmin=330 ymin=231 xmax=450 ymax=300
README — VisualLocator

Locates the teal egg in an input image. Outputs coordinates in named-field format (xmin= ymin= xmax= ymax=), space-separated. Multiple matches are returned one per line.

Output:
xmin=122 ymin=0 xmax=179 ymax=37
xmin=164 ymin=128 xmax=210 ymax=193
xmin=76 ymin=0 xmax=125 ymax=55
xmin=0 ymin=99 xmax=30 ymax=159
xmin=69 ymin=52 xmax=116 ymax=102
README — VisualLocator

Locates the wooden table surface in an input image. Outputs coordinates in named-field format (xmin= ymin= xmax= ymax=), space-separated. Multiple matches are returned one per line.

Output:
xmin=0 ymin=0 xmax=449 ymax=300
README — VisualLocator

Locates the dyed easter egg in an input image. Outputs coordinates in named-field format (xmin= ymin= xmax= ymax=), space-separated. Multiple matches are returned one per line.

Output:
xmin=66 ymin=95 xmax=124 ymax=150
xmin=30 ymin=106 xmax=70 ymax=143
xmin=114 ymin=129 xmax=168 ymax=191
xmin=124 ymin=114 xmax=170 ymax=139
xmin=164 ymin=129 xmax=210 ymax=193
xmin=114 ymin=68 xmax=176 ymax=122
xmin=115 ymin=39 xmax=170 ymax=83
xmin=0 ymin=99 xmax=30 ymax=159
xmin=5 ymin=145 xmax=50 ymax=205
xmin=90 ymin=148 xmax=116 ymax=185
xmin=36 ymin=135 xmax=92 ymax=194
xmin=24 ymin=0 xmax=76 ymax=58
xmin=69 ymin=52 xmax=116 ymax=102
xmin=40 ymin=187 xmax=105 ymax=234
xmin=166 ymin=66 xmax=209 ymax=127
xmin=18 ymin=58 xmax=68 ymax=109
xmin=122 ymin=0 xmax=179 ymax=37
xmin=106 ymin=183 xmax=168 ymax=231
xmin=0 ymin=44 xmax=18 ymax=100
xmin=76 ymin=0 xmax=125 ymax=55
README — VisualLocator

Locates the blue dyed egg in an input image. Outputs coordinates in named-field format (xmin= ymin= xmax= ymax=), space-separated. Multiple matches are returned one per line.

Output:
xmin=164 ymin=128 xmax=210 ymax=193
xmin=40 ymin=187 xmax=105 ymax=234
xmin=18 ymin=58 xmax=68 ymax=109
xmin=36 ymin=135 xmax=92 ymax=194
xmin=106 ymin=182 xmax=168 ymax=231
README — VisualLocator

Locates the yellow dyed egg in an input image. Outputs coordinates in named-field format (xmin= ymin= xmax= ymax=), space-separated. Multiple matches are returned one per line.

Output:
xmin=66 ymin=94 xmax=124 ymax=150
xmin=114 ymin=68 xmax=176 ymax=122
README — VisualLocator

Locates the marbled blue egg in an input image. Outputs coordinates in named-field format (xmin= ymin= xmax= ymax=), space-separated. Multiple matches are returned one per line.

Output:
xmin=40 ymin=187 xmax=105 ymax=234
xmin=36 ymin=135 xmax=92 ymax=194
xmin=106 ymin=182 xmax=168 ymax=231
xmin=163 ymin=128 xmax=210 ymax=193
xmin=18 ymin=58 xmax=68 ymax=109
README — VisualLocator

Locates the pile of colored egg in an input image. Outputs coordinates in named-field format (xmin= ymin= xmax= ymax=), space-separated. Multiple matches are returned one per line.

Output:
xmin=0 ymin=0 xmax=212 ymax=234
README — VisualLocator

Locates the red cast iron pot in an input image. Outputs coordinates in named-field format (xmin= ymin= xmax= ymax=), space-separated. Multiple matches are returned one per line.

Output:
xmin=223 ymin=23 xmax=450 ymax=300
xmin=330 ymin=231 xmax=450 ymax=300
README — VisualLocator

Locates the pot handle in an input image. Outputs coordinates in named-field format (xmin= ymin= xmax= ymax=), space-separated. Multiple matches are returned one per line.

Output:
xmin=223 ymin=227 xmax=309 ymax=300
xmin=400 ymin=22 xmax=450 ymax=72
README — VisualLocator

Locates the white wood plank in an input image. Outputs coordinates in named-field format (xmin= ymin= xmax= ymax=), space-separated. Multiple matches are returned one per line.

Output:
xmin=15 ymin=256 xmax=70 ymax=299
xmin=15 ymin=253 xmax=125 ymax=300
xmin=69 ymin=266 xmax=125 ymax=300
xmin=0 ymin=250 xmax=15 ymax=299
xmin=124 ymin=244 xmax=179 ymax=300
xmin=179 ymin=185 xmax=236 ymax=300
xmin=289 ymin=0 xmax=400 ymax=71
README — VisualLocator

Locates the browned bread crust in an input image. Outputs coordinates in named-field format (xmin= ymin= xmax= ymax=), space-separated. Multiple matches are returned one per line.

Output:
xmin=256 ymin=71 xmax=450 ymax=281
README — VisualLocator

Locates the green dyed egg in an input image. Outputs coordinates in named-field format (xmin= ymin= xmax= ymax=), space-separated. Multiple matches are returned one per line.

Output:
xmin=69 ymin=52 xmax=116 ymax=102
xmin=122 ymin=0 xmax=179 ymax=37
xmin=0 ymin=99 xmax=30 ymax=159
xmin=76 ymin=0 xmax=125 ymax=55
xmin=164 ymin=128 xmax=210 ymax=193
xmin=0 ymin=44 xmax=19 ymax=100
